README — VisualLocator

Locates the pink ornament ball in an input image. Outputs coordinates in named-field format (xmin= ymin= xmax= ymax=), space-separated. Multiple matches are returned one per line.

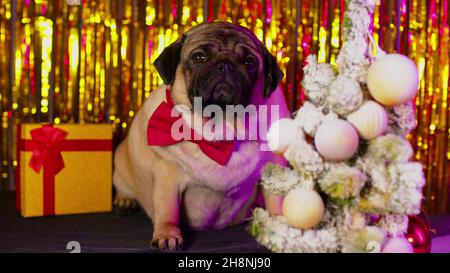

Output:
xmin=314 ymin=120 xmax=359 ymax=161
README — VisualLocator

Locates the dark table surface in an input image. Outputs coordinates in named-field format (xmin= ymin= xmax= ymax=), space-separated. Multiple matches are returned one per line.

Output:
xmin=1 ymin=192 xmax=449 ymax=253
xmin=0 ymin=192 xmax=267 ymax=253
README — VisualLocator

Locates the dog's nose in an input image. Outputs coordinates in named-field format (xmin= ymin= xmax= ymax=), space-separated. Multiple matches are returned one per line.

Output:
xmin=217 ymin=62 xmax=235 ymax=73
xmin=212 ymin=83 xmax=234 ymax=106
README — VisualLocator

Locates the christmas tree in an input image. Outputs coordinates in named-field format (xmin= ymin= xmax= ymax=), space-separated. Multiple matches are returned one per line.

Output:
xmin=250 ymin=0 xmax=425 ymax=253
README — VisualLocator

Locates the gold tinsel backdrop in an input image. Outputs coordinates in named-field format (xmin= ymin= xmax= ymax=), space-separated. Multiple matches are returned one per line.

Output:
xmin=0 ymin=0 xmax=449 ymax=213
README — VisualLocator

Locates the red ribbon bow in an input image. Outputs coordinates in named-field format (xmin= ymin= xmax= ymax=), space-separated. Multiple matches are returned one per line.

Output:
xmin=28 ymin=124 xmax=68 ymax=174
xmin=147 ymin=87 xmax=235 ymax=166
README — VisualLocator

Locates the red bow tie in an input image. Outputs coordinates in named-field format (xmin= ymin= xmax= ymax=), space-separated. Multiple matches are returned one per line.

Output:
xmin=147 ymin=87 xmax=235 ymax=166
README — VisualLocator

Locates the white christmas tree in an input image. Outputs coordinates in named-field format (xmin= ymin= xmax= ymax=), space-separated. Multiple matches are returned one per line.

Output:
xmin=250 ymin=0 xmax=425 ymax=253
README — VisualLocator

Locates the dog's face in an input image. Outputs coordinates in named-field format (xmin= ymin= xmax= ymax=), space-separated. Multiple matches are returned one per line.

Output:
xmin=154 ymin=22 xmax=283 ymax=109
xmin=182 ymin=28 xmax=260 ymax=108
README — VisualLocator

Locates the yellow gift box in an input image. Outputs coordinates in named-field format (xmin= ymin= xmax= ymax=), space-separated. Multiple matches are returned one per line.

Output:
xmin=16 ymin=123 xmax=113 ymax=217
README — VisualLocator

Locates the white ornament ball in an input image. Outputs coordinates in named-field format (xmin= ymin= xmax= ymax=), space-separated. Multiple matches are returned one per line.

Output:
xmin=267 ymin=118 xmax=304 ymax=154
xmin=282 ymin=188 xmax=324 ymax=229
xmin=314 ymin=120 xmax=359 ymax=161
xmin=347 ymin=101 xmax=388 ymax=140
xmin=367 ymin=54 xmax=419 ymax=106
xmin=382 ymin=236 xmax=414 ymax=253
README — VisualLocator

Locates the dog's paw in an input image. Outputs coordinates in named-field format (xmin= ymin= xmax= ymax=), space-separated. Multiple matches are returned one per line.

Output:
xmin=150 ymin=224 xmax=184 ymax=251
xmin=113 ymin=195 xmax=139 ymax=216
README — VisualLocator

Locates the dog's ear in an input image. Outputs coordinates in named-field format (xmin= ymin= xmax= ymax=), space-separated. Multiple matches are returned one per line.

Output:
xmin=262 ymin=46 xmax=284 ymax=97
xmin=153 ymin=35 xmax=186 ymax=85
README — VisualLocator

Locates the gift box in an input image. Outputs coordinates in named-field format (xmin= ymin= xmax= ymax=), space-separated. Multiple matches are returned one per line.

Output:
xmin=16 ymin=123 xmax=113 ymax=217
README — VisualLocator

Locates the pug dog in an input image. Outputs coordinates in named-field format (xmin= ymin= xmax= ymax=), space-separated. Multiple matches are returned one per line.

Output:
xmin=113 ymin=21 xmax=290 ymax=250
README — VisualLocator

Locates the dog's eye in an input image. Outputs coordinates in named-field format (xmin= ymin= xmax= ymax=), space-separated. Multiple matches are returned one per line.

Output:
xmin=191 ymin=52 xmax=207 ymax=65
xmin=244 ymin=55 xmax=258 ymax=68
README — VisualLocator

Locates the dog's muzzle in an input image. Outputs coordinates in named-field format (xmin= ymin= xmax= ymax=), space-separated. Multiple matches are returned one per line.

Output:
xmin=194 ymin=61 xmax=249 ymax=108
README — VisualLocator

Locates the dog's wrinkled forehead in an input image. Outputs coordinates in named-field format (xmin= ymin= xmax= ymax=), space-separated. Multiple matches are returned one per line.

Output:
xmin=180 ymin=22 xmax=262 ymax=59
